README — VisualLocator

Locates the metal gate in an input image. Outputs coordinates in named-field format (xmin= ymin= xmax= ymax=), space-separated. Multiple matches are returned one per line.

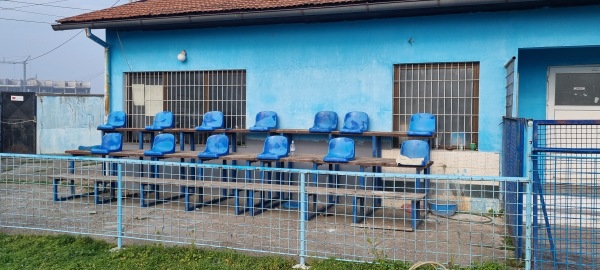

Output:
xmin=1 ymin=92 xmax=36 ymax=153
xmin=532 ymin=120 xmax=600 ymax=270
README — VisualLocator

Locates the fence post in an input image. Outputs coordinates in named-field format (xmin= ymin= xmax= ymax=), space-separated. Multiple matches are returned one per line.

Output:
xmin=293 ymin=173 xmax=309 ymax=270
xmin=524 ymin=120 xmax=533 ymax=270
xmin=117 ymin=163 xmax=123 ymax=249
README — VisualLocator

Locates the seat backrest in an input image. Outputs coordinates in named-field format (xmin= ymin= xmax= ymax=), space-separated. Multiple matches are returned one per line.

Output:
xmin=203 ymin=134 xmax=229 ymax=156
xmin=324 ymin=137 xmax=355 ymax=162
xmin=311 ymin=111 xmax=338 ymax=130
xmin=407 ymin=113 xmax=436 ymax=136
xmin=200 ymin=111 xmax=224 ymax=129
xmin=106 ymin=111 xmax=126 ymax=128
xmin=400 ymin=140 xmax=430 ymax=162
xmin=101 ymin=133 xmax=123 ymax=152
xmin=258 ymin=135 xmax=288 ymax=159
xmin=153 ymin=111 xmax=175 ymax=129
xmin=340 ymin=111 xmax=368 ymax=133
xmin=151 ymin=133 xmax=176 ymax=153
xmin=252 ymin=111 xmax=277 ymax=130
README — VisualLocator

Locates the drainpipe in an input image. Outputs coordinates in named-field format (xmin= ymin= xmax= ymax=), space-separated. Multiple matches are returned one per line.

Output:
xmin=85 ymin=28 xmax=111 ymax=115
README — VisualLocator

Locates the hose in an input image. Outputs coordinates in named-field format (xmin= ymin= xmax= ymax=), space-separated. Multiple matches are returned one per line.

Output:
xmin=408 ymin=261 xmax=448 ymax=270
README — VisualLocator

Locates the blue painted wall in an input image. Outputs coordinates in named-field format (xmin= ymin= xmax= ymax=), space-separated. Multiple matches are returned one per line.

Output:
xmin=105 ymin=5 xmax=600 ymax=152
xmin=518 ymin=47 xmax=600 ymax=120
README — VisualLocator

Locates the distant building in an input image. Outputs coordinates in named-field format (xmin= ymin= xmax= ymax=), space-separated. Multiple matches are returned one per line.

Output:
xmin=0 ymin=78 xmax=91 ymax=94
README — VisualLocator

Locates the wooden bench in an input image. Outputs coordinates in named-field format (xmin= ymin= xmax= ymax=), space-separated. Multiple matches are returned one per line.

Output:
xmin=61 ymin=150 xmax=432 ymax=230
xmin=49 ymin=172 xmax=427 ymax=229
xmin=279 ymin=154 xmax=432 ymax=227
xmin=107 ymin=127 xmax=435 ymax=156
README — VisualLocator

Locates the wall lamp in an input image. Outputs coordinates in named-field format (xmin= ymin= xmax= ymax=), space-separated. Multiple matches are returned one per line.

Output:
xmin=177 ymin=50 xmax=187 ymax=62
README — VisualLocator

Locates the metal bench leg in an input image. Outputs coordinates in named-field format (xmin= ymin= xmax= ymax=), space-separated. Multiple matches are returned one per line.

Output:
xmin=234 ymin=189 xmax=242 ymax=214
xmin=140 ymin=184 xmax=148 ymax=207
xmin=352 ymin=196 xmax=360 ymax=223
xmin=53 ymin=179 xmax=60 ymax=201
xmin=411 ymin=199 xmax=422 ymax=230
xmin=353 ymin=166 xmax=366 ymax=223
xmin=183 ymin=186 xmax=200 ymax=211
xmin=53 ymin=179 xmax=76 ymax=201
xmin=247 ymin=190 xmax=255 ymax=216
xmin=189 ymin=159 xmax=196 ymax=180
xmin=352 ymin=197 xmax=367 ymax=223
xmin=69 ymin=160 xmax=75 ymax=174
xmin=150 ymin=157 xmax=159 ymax=178
xmin=225 ymin=160 xmax=236 ymax=197
xmin=221 ymin=161 xmax=228 ymax=197
xmin=140 ymin=183 xmax=159 ymax=207
xmin=53 ymin=178 xmax=95 ymax=202
xmin=110 ymin=182 xmax=117 ymax=198
xmin=94 ymin=181 xmax=102 ymax=204
xmin=197 ymin=160 xmax=204 ymax=181
xmin=154 ymin=184 xmax=160 ymax=202
xmin=138 ymin=132 xmax=144 ymax=149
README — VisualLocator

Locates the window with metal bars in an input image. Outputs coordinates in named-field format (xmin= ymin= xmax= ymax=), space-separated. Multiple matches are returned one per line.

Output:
xmin=124 ymin=70 xmax=246 ymax=145
xmin=393 ymin=63 xmax=479 ymax=149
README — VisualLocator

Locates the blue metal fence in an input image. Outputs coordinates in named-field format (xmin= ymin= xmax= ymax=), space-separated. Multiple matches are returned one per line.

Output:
xmin=502 ymin=117 xmax=528 ymax=259
xmin=0 ymin=153 xmax=531 ymax=268
xmin=532 ymin=120 xmax=600 ymax=270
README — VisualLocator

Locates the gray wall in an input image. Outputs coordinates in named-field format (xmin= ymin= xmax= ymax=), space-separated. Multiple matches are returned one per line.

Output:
xmin=36 ymin=94 xmax=104 ymax=154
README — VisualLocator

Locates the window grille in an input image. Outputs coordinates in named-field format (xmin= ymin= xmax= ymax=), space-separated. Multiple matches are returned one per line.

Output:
xmin=124 ymin=70 xmax=246 ymax=145
xmin=393 ymin=62 xmax=479 ymax=149
xmin=505 ymin=57 xmax=516 ymax=117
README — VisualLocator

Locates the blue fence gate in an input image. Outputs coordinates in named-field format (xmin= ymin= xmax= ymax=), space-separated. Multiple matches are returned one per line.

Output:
xmin=502 ymin=117 xmax=528 ymax=260
xmin=532 ymin=120 xmax=600 ymax=270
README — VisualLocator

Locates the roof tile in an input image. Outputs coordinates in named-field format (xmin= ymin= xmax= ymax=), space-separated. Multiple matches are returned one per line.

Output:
xmin=57 ymin=0 xmax=372 ymax=23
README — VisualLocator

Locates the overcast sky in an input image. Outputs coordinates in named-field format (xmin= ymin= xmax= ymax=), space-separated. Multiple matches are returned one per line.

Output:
xmin=0 ymin=0 xmax=124 ymax=94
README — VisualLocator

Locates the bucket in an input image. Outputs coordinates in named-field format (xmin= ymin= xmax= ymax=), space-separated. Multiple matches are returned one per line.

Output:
xmin=428 ymin=200 xmax=458 ymax=217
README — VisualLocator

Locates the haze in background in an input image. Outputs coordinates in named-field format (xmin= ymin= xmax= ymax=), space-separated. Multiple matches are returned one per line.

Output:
xmin=0 ymin=0 xmax=122 ymax=94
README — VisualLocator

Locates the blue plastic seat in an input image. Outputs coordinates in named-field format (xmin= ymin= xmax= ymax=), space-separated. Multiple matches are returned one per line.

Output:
xmin=339 ymin=111 xmax=368 ymax=134
xmin=90 ymin=133 xmax=123 ymax=155
xmin=144 ymin=134 xmax=176 ymax=157
xmin=323 ymin=137 xmax=355 ymax=163
xmin=97 ymin=111 xmax=126 ymax=130
xmin=257 ymin=135 xmax=289 ymax=160
xmin=407 ymin=113 xmax=436 ymax=136
xmin=195 ymin=111 xmax=224 ymax=131
xmin=308 ymin=111 xmax=338 ymax=133
xmin=249 ymin=111 xmax=277 ymax=131
xmin=399 ymin=140 xmax=430 ymax=167
xmin=198 ymin=134 xmax=230 ymax=159
xmin=145 ymin=111 xmax=175 ymax=131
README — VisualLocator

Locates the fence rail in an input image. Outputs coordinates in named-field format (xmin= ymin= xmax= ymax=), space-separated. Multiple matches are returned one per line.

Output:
xmin=532 ymin=120 xmax=600 ymax=270
xmin=0 ymin=153 xmax=531 ymax=268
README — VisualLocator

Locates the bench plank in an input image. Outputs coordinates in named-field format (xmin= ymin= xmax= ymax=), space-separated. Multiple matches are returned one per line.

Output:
xmin=48 ymin=174 xmax=425 ymax=199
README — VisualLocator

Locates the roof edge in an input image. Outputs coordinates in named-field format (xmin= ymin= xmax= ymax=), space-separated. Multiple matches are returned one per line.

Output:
xmin=52 ymin=0 xmax=592 ymax=31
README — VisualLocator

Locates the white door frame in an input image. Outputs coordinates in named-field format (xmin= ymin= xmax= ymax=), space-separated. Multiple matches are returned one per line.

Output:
xmin=547 ymin=65 xmax=600 ymax=120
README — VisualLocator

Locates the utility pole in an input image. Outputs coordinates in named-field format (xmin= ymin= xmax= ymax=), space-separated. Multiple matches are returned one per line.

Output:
xmin=1 ymin=57 xmax=30 ymax=92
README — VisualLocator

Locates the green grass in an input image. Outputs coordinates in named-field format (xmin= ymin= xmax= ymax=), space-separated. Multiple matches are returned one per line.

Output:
xmin=0 ymin=233 xmax=518 ymax=270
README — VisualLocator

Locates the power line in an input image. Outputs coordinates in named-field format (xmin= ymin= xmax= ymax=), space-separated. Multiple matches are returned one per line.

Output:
xmin=0 ymin=0 xmax=94 ymax=11
xmin=0 ymin=17 xmax=49 ymax=23
xmin=0 ymin=0 xmax=67 ymax=10
xmin=29 ymin=30 xmax=83 ymax=61
xmin=26 ymin=0 xmax=122 ymax=61
xmin=2 ymin=0 xmax=122 ymax=66
xmin=74 ymin=70 xmax=104 ymax=81
xmin=0 ymin=8 xmax=64 ymax=17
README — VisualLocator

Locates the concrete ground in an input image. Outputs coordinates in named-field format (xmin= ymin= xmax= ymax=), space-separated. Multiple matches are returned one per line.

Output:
xmin=0 ymin=179 xmax=514 ymax=267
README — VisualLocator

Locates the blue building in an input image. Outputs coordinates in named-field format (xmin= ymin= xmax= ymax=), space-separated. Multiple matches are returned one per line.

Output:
xmin=52 ymin=0 xmax=600 ymax=174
